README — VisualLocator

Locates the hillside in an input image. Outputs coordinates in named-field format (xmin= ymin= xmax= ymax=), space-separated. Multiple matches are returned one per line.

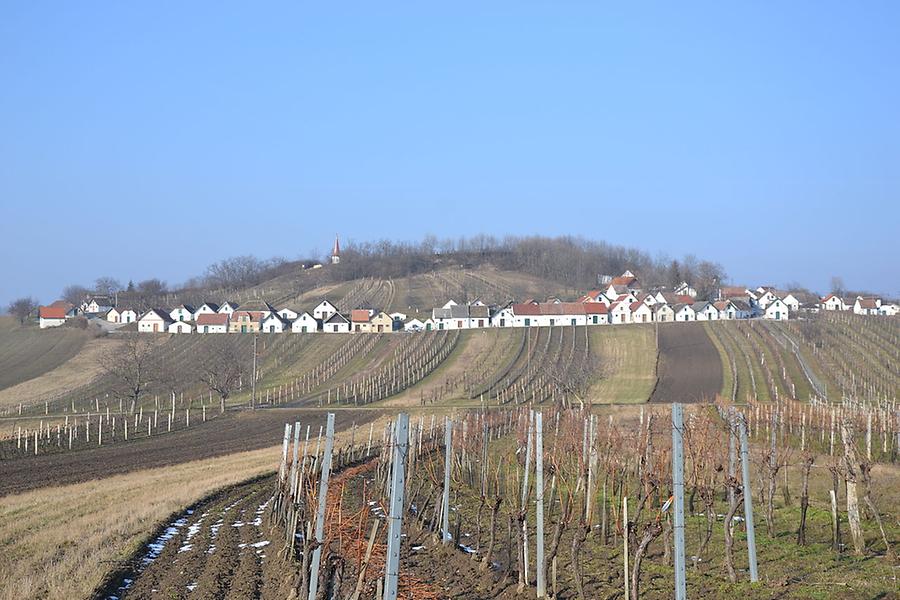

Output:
xmin=0 ymin=318 xmax=90 ymax=393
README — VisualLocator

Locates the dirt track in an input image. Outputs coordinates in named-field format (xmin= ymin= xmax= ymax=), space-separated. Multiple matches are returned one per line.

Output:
xmin=98 ymin=475 xmax=293 ymax=600
xmin=0 ymin=408 xmax=381 ymax=497
xmin=650 ymin=323 xmax=722 ymax=403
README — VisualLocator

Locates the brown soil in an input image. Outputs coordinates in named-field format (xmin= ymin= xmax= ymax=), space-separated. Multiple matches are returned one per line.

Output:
xmin=0 ymin=408 xmax=381 ymax=497
xmin=97 ymin=474 xmax=296 ymax=600
xmin=650 ymin=323 xmax=722 ymax=403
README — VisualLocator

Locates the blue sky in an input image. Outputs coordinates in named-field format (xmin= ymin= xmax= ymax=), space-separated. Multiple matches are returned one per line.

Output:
xmin=1 ymin=2 xmax=898 ymax=307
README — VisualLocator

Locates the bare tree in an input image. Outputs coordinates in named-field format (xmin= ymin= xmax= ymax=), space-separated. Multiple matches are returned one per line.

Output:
xmin=137 ymin=278 xmax=167 ymax=296
xmin=7 ymin=297 xmax=38 ymax=324
xmin=204 ymin=255 xmax=286 ymax=289
xmin=830 ymin=276 xmax=845 ymax=296
xmin=99 ymin=335 xmax=160 ymax=413
xmin=198 ymin=336 xmax=247 ymax=412
xmin=61 ymin=284 xmax=90 ymax=305
xmin=94 ymin=276 xmax=123 ymax=296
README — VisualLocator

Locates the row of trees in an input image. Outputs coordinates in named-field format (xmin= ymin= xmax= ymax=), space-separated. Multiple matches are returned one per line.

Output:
xmin=326 ymin=235 xmax=728 ymax=298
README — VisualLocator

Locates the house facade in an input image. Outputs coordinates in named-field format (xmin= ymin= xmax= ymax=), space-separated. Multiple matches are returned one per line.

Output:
xmin=314 ymin=300 xmax=338 ymax=322
xmin=820 ymin=294 xmax=846 ymax=311
xmin=168 ymin=320 xmax=193 ymax=334
xmin=197 ymin=313 xmax=228 ymax=333
xmin=631 ymin=302 xmax=653 ymax=323
xmin=291 ymin=312 xmax=318 ymax=333
xmin=261 ymin=313 xmax=288 ymax=333
xmin=120 ymin=308 xmax=139 ymax=324
xmin=853 ymin=297 xmax=881 ymax=315
xmin=194 ymin=303 xmax=220 ymax=320
xmin=323 ymin=313 xmax=350 ymax=333
xmin=38 ymin=306 xmax=69 ymax=328
xmin=138 ymin=309 xmax=173 ymax=333
xmin=229 ymin=311 xmax=263 ymax=333
xmin=764 ymin=299 xmax=789 ymax=320
xmin=654 ymin=303 xmax=675 ymax=322
xmin=170 ymin=305 xmax=195 ymax=322
xmin=370 ymin=312 xmax=395 ymax=333
xmin=674 ymin=304 xmax=696 ymax=322
xmin=218 ymin=302 xmax=239 ymax=316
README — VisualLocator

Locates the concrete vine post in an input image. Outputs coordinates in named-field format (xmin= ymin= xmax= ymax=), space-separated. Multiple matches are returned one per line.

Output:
xmin=535 ymin=411 xmax=546 ymax=598
xmin=384 ymin=412 xmax=409 ymax=600
xmin=739 ymin=415 xmax=759 ymax=582
xmin=441 ymin=416 xmax=453 ymax=545
xmin=308 ymin=413 xmax=335 ymax=600
xmin=671 ymin=403 xmax=686 ymax=600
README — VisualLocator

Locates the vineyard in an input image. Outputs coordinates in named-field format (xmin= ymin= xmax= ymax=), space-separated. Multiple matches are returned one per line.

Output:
xmin=105 ymin=401 xmax=900 ymax=599
xmin=705 ymin=315 xmax=899 ymax=409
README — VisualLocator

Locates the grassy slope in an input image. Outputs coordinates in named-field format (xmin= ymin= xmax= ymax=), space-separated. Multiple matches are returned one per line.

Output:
xmin=703 ymin=322 xmax=735 ymax=400
xmin=587 ymin=325 xmax=657 ymax=403
xmin=0 ymin=319 xmax=88 ymax=392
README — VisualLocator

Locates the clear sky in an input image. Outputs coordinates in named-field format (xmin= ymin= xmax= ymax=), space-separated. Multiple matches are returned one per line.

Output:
xmin=2 ymin=2 xmax=898 ymax=307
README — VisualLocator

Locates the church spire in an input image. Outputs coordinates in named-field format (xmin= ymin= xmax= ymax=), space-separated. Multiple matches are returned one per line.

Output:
xmin=331 ymin=234 xmax=341 ymax=264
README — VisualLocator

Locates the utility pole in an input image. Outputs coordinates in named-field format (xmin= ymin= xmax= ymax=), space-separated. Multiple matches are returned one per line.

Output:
xmin=384 ymin=413 xmax=409 ymax=600
xmin=251 ymin=335 xmax=258 ymax=409
xmin=672 ymin=403 xmax=687 ymax=600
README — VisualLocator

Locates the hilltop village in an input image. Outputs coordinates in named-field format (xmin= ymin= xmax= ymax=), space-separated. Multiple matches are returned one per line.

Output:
xmin=35 ymin=267 xmax=898 ymax=332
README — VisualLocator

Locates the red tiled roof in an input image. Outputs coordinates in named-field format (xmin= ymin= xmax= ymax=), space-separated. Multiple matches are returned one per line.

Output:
xmin=48 ymin=300 xmax=74 ymax=310
xmin=675 ymin=295 xmax=694 ymax=305
xmin=584 ymin=303 xmax=608 ymax=314
xmin=857 ymin=298 xmax=878 ymax=309
xmin=232 ymin=310 xmax=263 ymax=322
xmin=351 ymin=309 xmax=371 ymax=322
xmin=197 ymin=313 xmax=228 ymax=326
xmin=611 ymin=276 xmax=637 ymax=287
xmin=629 ymin=302 xmax=644 ymax=311
xmin=720 ymin=286 xmax=747 ymax=298
xmin=512 ymin=303 xmax=541 ymax=316
xmin=39 ymin=306 xmax=67 ymax=319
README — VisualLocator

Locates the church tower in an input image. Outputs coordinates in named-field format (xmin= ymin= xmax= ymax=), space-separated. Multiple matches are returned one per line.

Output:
xmin=331 ymin=234 xmax=341 ymax=264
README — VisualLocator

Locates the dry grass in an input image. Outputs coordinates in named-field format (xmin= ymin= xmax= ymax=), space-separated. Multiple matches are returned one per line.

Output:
xmin=0 ymin=416 xmax=386 ymax=600
xmin=587 ymin=325 xmax=657 ymax=403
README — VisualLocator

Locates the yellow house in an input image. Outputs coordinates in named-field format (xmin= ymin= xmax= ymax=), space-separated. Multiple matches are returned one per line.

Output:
xmin=369 ymin=311 xmax=394 ymax=333
xmin=228 ymin=310 xmax=263 ymax=333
